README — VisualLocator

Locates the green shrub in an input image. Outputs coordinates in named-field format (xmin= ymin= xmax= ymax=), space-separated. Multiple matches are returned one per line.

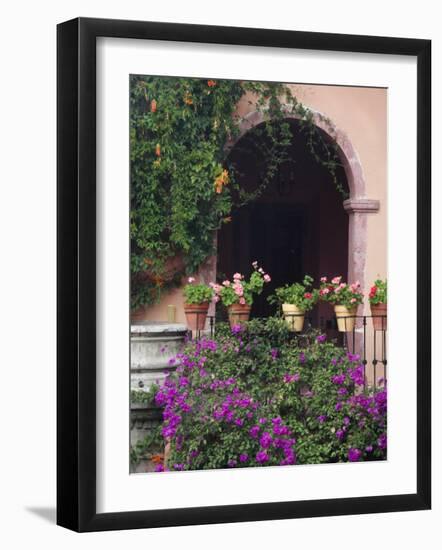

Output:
xmin=268 ymin=275 xmax=318 ymax=311
xmin=183 ymin=278 xmax=214 ymax=304
xmin=369 ymin=279 xmax=387 ymax=305
xmin=154 ymin=318 xmax=387 ymax=471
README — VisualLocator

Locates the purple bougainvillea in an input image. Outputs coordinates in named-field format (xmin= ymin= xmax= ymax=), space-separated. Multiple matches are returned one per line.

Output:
xmin=150 ymin=319 xmax=387 ymax=472
xmin=348 ymin=448 xmax=362 ymax=462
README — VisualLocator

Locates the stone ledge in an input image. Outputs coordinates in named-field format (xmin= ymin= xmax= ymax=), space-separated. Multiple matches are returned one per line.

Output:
xmin=131 ymin=322 xmax=188 ymax=336
xmin=343 ymin=198 xmax=380 ymax=213
xmin=131 ymin=335 xmax=186 ymax=343
xmin=131 ymin=363 xmax=177 ymax=372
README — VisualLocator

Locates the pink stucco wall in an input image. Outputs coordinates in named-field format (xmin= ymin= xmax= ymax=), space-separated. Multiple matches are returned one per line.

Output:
xmin=283 ymin=84 xmax=387 ymax=313
xmin=133 ymin=83 xmax=387 ymax=323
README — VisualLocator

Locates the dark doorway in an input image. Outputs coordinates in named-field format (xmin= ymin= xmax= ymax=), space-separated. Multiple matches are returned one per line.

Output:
xmin=217 ymin=203 xmax=304 ymax=317
xmin=217 ymin=119 xmax=349 ymax=321
xmin=251 ymin=204 xmax=304 ymax=317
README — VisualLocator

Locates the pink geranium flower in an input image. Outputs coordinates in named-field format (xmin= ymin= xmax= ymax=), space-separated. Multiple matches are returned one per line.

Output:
xmin=233 ymin=283 xmax=244 ymax=296
xmin=264 ymin=274 xmax=271 ymax=282
xmin=188 ymin=277 xmax=195 ymax=283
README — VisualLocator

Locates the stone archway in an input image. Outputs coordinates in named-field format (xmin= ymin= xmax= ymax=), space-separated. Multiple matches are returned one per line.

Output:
xmin=225 ymin=106 xmax=380 ymax=301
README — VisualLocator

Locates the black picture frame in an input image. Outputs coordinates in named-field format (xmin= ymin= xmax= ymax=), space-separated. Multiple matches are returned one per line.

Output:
xmin=57 ymin=17 xmax=431 ymax=532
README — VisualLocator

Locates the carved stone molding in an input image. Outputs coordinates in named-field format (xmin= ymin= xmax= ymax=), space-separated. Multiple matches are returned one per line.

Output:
xmin=343 ymin=198 xmax=380 ymax=214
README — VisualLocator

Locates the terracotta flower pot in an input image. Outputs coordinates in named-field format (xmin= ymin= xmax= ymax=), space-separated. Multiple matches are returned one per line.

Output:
xmin=334 ymin=305 xmax=357 ymax=332
xmin=184 ymin=302 xmax=209 ymax=330
xmin=282 ymin=303 xmax=305 ymax=332
xmin=371 ymin=303 xmax=387 ymax=331
xmin=227 ymin=303 xmax=251 ymax=327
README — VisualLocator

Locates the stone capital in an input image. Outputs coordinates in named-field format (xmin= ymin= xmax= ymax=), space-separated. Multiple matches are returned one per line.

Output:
xmin=343 ymin=198 xmax=380 ymax=214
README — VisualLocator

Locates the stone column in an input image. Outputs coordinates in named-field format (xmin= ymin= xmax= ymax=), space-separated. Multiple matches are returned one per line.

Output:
xmin=130 ymin=322 xmax=187 ymax=390
xmin=130 ymin=322 xmax=187 ymax=472
xmin=343 ymin=198 xmax=380 ymax=381
xmin=343 ymin=198 xmax=380 ymax=292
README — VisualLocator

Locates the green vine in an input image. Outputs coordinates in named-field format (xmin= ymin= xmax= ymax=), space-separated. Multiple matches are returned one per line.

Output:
xmin=131 ymin=387 xmax=158 ymax=405
xmin=130 ymin=76 xmax=346 ymax=309
xmin=130 ymin=425 xmax=163 ymax=467
xmin=130 ymin=385 xmax=163 ymax=467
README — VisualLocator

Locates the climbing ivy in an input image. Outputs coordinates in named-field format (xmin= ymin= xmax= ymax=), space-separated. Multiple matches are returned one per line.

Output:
xmin=130 ymin=76 xmax=345 ymax=309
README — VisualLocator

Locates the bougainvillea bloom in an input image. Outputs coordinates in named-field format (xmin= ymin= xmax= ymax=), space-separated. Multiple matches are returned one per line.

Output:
xmin=256 ymin=451 xmax=269 ymax=463
xmin=283 ymin=373 xmax=300 ymax=383
xmin=332 ymin=374 xmax=346 ymax=385
xmin=249 ymin=425 xmax=260 ymax=439
xmin=348 ymin=448 xmax=362 ymax=462
xmin=259 ymin=431 xmax=273 ymax=449
xmin=377 ymin=433 xmax=387 ymax=449
xmin=151 ymin=317 xmax=386 ymax=473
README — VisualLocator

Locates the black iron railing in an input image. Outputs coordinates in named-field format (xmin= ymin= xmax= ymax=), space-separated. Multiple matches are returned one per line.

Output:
xmin=185 ymin=312 xmax=387 ymax=389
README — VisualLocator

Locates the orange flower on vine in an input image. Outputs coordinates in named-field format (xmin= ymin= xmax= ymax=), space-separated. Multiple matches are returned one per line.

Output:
xmin=207 ymin=80 xmax=217 ymax=87
xmin=151 ymin=453 xmax=164 ymax=464
xmin=152 ymin=274 xmax=164 ymax=286
xmin=214 ymin=169 xmax=229 ymax=194
xmin=184 ymin=92 xmax=193 ymax=105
